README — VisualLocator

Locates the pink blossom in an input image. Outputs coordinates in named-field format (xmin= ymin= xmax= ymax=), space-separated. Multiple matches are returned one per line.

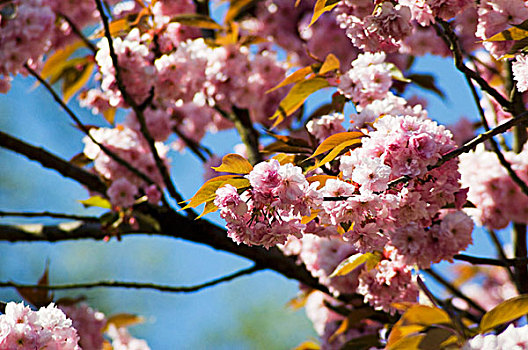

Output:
xmin=107 ymin=178 xmax=138 ymax=208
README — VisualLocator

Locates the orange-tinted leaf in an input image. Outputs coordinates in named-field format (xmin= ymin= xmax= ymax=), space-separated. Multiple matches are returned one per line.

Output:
xmin=308 ymin=0 xmax=340 ymax=27
xmin=267 ymin=65 xmax=319 ymax=93
xmin=319 ymin=53 xmax=340 ymax=75
xmin=16 ymin=264 xmax=53 ymax=308
xmin=330 ymin=252 xmax=380 ymax=278
xmin=225 ymin=0 xmax=254 ymax=23
xmin=305 ymin=137 xmax=362 ymax=172
xmin=307 ymin=132 xmax=364 ymax=160
xmin=79 ymin=195 xmax=112 ymax=209
xmin=272 ymin=153 xmax=297 ymax=165
xmin=294 ymin=340 xmax=321 ymax=350
xmin=387 ymin=334 xmax=425 ymax=350
xmin=41 ymin=40 xmax=84 ymax=82
xmin=103 ymin=313 xmax=145 ymax=332
xmin=485 ymin=26 xmax=528 ymax=42
xmin=170 ymin=13 xmax=224 ymax=30
xmin=181 ymin=175 xmax=249 ymax=210
xmin=329 ymin=318 xmax=349 ymax=343
xmin=306 ymin=175 xmax=336 ymax=189
xmin=211 ymin=153 xmax=253 ymax=174
xmin=270 ymin=77 xmax=330 ymax=129
xmin=103 ymin=108 xmax=116 ymax=125
xmin=63 ymin=62 xmax=94 ymax=102
xmin=479 ymin=295 xmax=528 ymax=333
xmin=196 ymin=200 xmax=218 ymax=219
xmin=301 ymin=210 xmax=320 ymax=224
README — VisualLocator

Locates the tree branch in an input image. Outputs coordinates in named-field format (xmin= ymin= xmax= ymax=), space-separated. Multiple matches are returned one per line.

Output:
xmin=24 ymin=64 xmax=163 ymax=201
xmin=0 ymin=130 xmax=107 ymax=194
xmin=0 ymin=265 xmax=262 ymax=294
xmin=0 ymin=211 xmax=98 ymax=222
xmin=93 ymin=0 xmax=187 ymax=210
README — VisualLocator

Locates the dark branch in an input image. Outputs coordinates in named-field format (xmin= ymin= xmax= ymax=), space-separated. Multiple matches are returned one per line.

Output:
xmin=58 ymin=13 xmax=97 ymax=53
xmin=0 ymin=130 xmax=107 ymax=194
xmin=93 ymin=0 xmax=188 ymax=210
xmin=0 ymin=211 xmax=98 ymax=222
xmin=0 ymin=265 xmax=262 ymax=294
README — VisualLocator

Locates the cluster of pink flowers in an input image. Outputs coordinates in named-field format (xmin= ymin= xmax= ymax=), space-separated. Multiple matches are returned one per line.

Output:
xmin=463 ymin=324 xmax=528 ymax=349
xmin=357 ymin=248 xmax=419 ymax=314
xmin=459 ymin=145 xmax=528 ymax=229
xmin=476 ymin=0 xmax=528 ymax=59
xmin=214 ymin=160 xmax=322 ymax=248
xmin=338 ymin=52 xmax=394 ymax=107
xmin=83 ymin=127 xmax=167 ymax=208
xmin=513 ymin=54 xmax=528 ymax=93
xmin=0 ymin=302 xmax=81 ymax=349
xmin=0 ymin=0 xmax=55 ymax=91
xmin=59 ymin=304 xmax=106 ymax=350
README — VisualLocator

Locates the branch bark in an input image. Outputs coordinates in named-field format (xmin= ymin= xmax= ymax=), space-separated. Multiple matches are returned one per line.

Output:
xmin=0 ymin=131 xmax=107 ymax=194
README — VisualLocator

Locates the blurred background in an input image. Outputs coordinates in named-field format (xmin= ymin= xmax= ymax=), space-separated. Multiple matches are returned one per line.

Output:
xmin=0 ymin=5 xmax=512 ymax=348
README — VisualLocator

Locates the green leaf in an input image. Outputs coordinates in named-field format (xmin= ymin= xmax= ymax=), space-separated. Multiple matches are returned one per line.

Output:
xmin=479 ymin=295 xmax=528 ymax=333
xmin=170 ymin=13 xmax=224 ymax=30
xmin=270 ymin=77 xmax=330 ymax=129
xmin=181 ymin=175 xmax=249 ymax=210
xmin=79 ymin=196 xmax=112 ymax=209
xmin=330 ymin=252 xmax=380 ymax=278
xmin=308 ymin=0 xmax=340 ymax=28
xmin=211 ymin=153 xmax=253 ymax=174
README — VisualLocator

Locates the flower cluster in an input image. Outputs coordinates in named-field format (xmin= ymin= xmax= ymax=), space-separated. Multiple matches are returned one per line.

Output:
xmin=0 ymin=302 xmax=81 ymax=349
xmin=459 ymin=145 xmax=528 ymax=229
xmin=463 ymin=324 xmax=528 ymax=349
xmin=214 ymin=160 xmax=322 ymax=248
xmin=83 ymin=127 xmax=167 ymax=207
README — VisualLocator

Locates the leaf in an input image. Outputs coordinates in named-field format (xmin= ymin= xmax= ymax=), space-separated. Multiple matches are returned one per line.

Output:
xmin=103 ymin=108 xmax=116 ymax=125
xmin=91 ymin=18 xmax=130 ymax=39
xmin=307 ymin=132 xmax=364 ymax=160
xmin=308 ymin=0 xmax=340 ymax=28
xmin=306 ymin=175 xmax=336 ymax=189
xmin=272 ymin=153 xmax=297 ymax=165
xmin=196 ymin=200 xmax=218 ymax=219
xmin=305 ymin=137 xmax=362 ymax=172
xmin=267 ymin=65 xmax=319 ymax=93
xmin=387 ymin=334 xmax=426 ymax=350
xmin=265 ymin=132 xmax=312 ymax=148
xmin=330 ymin=252 xmax=380 ymax=278
xmin=329 ymin=317 xmax=348 ymax=343
xmin=41 ymin=40 xmax=85 ymax=82
xmin=103 ymin=313 xmax=145 ymax=332
xmin=294 ymin=340 xmax=320 ymax=350
xmin=287 ymin=290 xmax=313 ymax=310
xmin=319 ymin=53 xmax=340 ymax=75
xmin=62 ymin=62 xmax=94 ymax=102
xmin=301 ymin=210 xmax=320 ymax=224
xmin=170 ymin=13 xmax=224 ymax=30
xmin=79 ymin=195 xmax=112 ymax=209
xmin=181 ymin=175 xmax=249 ymax=210
xmin=479 ymin=295 xmax=528 ymax=333
xmin=408 ymin=74 xmax=445 ymax=99
xmin=262 ymin=141 xmax=313 ymax=154
xmin=270 ymin=77 xmax=330 ymax=129
xmin=69 ymin=153 xmax=92 ymax=167
xmin=418 ymin=328 xmax=457 ymax=350
xmin=342 ymin=334 xmax=382 ymax=350
xmin=211 ymin=153 xmax=253 ymax=174
xmin=16 ymin=264 xmax=53 ymax=308
xmin=388 ymin=63 xmax=411 ymax=83
xmin=225 ymin=0 xmax=255 ymax=23
xmin=485 ymin=25 xmax=528 ymax=42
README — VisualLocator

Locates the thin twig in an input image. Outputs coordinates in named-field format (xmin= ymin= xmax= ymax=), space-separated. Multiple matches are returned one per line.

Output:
xmin=58 ymin=13 xmax=97 ymax=53
xmin=0 ymin=130 xmax=107 ymax=194
xmin=23 ymin=64 xmax=163 ymax=200
xmin=424 ymin=268 xmax=486 ymax=315
xmin=0 ymin=211 xmax=98 ymax=222
xmin=487 ymin=229 xmax=517 ymax=287
xmin=417 ymin=275 xmax=439 ymax=307
xmin=434 ymin=19 xmax=512 ymax=111
xmin=0 ymin=265 xmax=262 ymax=294
xmin=464 ymin=72 xmax=528 ymax=196
xmin=93 ymin=0 xmax=188 ymax=212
